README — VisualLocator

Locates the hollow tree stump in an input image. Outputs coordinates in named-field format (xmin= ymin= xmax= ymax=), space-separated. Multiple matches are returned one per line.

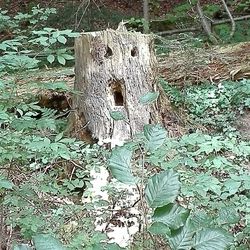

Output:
xmin=72 ymin=28 xmax=160 ymax=146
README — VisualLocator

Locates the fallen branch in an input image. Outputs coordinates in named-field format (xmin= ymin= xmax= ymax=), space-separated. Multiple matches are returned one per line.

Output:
xmin=156 ymin=15 xmax=250 ymax=36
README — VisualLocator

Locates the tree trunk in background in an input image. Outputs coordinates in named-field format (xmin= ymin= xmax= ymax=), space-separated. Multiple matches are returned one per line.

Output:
xmin=71 ymin=29 xmax=160 ymax=146
xmin=196 ymin=0 xmax=218 ymax=44
xmin=143 ymin=0 xmax=150 ymax=33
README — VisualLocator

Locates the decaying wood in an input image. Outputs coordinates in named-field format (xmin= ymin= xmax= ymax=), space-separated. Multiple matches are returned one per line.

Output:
xmin=72 ymin=29 xmax=159 ymax=146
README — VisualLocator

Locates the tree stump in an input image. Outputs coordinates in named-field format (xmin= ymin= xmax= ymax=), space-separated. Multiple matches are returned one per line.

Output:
xmin=72 ymin=28 xmax=160 ymax=146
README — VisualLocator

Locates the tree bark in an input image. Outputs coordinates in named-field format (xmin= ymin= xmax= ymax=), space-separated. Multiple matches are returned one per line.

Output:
xmin=143 ymin=0 xmax=150 ymax=33
xmin=72 ymin=29 xmax=159 ymax=146
xmin=196 ymin=0 xmax=218 ymax=44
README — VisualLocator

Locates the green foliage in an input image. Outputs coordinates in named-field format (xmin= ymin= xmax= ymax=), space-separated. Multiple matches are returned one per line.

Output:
xmin=107 ymin=123 xmax=242 ymax=249
xmin=0 ymin=7 xmax=79 ymax=71
xmin=108 ymin=147 xmax=136 ymax=184
xmin=145 ymin=170 xmax=180 ymax=208
xmin=33 ymin=234 xmax=66 ymax=250
xmin=1 ymin=3 xmax=250 ymax=249
xmin=235 ymin=0 xmax=250 ymax=13
xmin=160 ymin=78 xmax=250 ymax=131
xmin=214 ymin=20 xmax=250 ymax=43
xmin=30 ymin=28 xmax=79 ymax=65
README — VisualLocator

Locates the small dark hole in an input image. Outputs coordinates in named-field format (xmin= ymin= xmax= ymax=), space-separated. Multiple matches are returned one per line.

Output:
xmin=114 ymin=91 xmax=124 ymax=106
xmin=105 ymin=46 xmax=113 ymax=58
xmin=131 ymin=47 xmax=138 ymax=57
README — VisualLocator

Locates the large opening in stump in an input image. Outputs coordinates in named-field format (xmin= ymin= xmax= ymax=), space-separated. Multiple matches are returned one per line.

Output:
xmin=108 ymin=79 xmax=124 ymax=106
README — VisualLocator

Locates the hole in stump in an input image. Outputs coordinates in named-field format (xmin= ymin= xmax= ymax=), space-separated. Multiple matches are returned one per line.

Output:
xmin=114 ymin=91 xmax=123 ymax=106
xmin=108 ymin=80 xmax=124 ymax=106
xmin=105 ymin=46 xmax=113 ymax=58
xmin=131 ymin=46 xmax=138 ymax=57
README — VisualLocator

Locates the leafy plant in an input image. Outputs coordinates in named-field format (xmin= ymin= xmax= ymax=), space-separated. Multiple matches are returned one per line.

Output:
xmin=108 ymin=124 xmax=237 ymax=249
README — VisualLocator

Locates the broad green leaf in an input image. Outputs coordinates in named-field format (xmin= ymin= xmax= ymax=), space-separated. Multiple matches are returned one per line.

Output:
xmin=194 ymin=229 xmax=233 ymax=250
xmin=108 ymin=147 xmax=136 ymax=184
xmin=57 ymin=55 xmax=66 ymax=65
xmin=33 ymin=234 xmax=66 ymax=250
xmin=110 ymin=111 xmax=125 ymax=121
xmin=139 ymin=91 xmax=159 ymax=105
xmin=47 ymin=54 xmax=55 ymax=64
xmin=153 ymin=203 xmax=189 ymax=230
xmin=144 ymin=124 xmax=166 ymax=152
xmin=148 ymin=222 xmax=171 ymax=236
xmin=190 ymin=211 xmax=213 ymax=230
xmin=0 ymin=178 xmax=14 ymax=189
xmin=145 ymin=170 xmax=180 ymax=208
xmin=168 ymin=223 xmax=194 ymax=250
xmin=13 ymin=244 xmax=32 ymax=250
xmin=57 ymin=35 xmax=67 ymax=44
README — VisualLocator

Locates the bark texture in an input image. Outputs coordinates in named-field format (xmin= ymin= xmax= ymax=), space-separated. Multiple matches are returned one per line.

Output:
xmin=73 ymin=29 xmax=159 ymax=146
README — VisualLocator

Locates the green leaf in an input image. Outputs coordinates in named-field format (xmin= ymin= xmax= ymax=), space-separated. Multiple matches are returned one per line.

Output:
xmin=194 ymin=229 xmax=233 ymax=250
xmin=57 ymin=55 xmax=66 ymax=65
xmin=145 ymin=170 xmax=180 ymax=208
xmin=153 ymin=203 xmax=189 ymax=230
xmin=139 ymin=91 xmax=159 ymax=105
xmin=144 ymin=124 xmax=166 ymax=152
xmin=148 ymin=222 xmax=171 ymax=236
xmin=190 ymin=211 xmax=213 ymax=230
xmin=47 ymin=54 xmax=55 ymax=64
xmin=0 ymin=178 xmax=14 ymax=189
xmin=61 ymin=54 xmax=74 ymax=60
xmin=55 ymin=132 xmax=64 ymax=142
xmin=110 ymin=111 xmax=126 ymax=121
xmin=223 ymin=179 xmax=241 ymax=195
xmin=168 ymin=223 xmax=194 ymax=250
xmin=217 ymin=207 xmax=240 ymax=225
xmin=33 ymin=234 xmax=66 ymax=250
xmin=13 ymin=244 xmax=32 ymax=250
xmin=108 ymin=147 xmax=136 ymax=184
xmin=57 ymin=35 xmax=67 ymax=44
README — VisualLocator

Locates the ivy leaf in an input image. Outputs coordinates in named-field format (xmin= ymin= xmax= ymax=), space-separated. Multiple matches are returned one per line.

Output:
xmin=47 ymin=54 xmax=55 ymax=64
xmin=139 ymin=91 xmax=159 ymax=105
xmin=144 ymin=124 xmax=166 ymax=152
xmin=57 ymin=35 xmax=67 ymax=44
xmin=153 ymin=203 xmax=189 ymax=230
xmin=194 ymin=229 xmax=233 ymax=250
xmin=145 ymin=170 xmax=180 ymax=208
xmin=110 ymin=111 xmax=126 ymax=121
xmin=108 ymin=147 xmax=136 ymax=184
xmin=33 ymin=234 xmax=66 ymax=250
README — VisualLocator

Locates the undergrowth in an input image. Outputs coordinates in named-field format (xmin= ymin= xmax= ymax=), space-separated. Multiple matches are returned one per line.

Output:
xmin=0 ymin=4 xmax=250 ymax=250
